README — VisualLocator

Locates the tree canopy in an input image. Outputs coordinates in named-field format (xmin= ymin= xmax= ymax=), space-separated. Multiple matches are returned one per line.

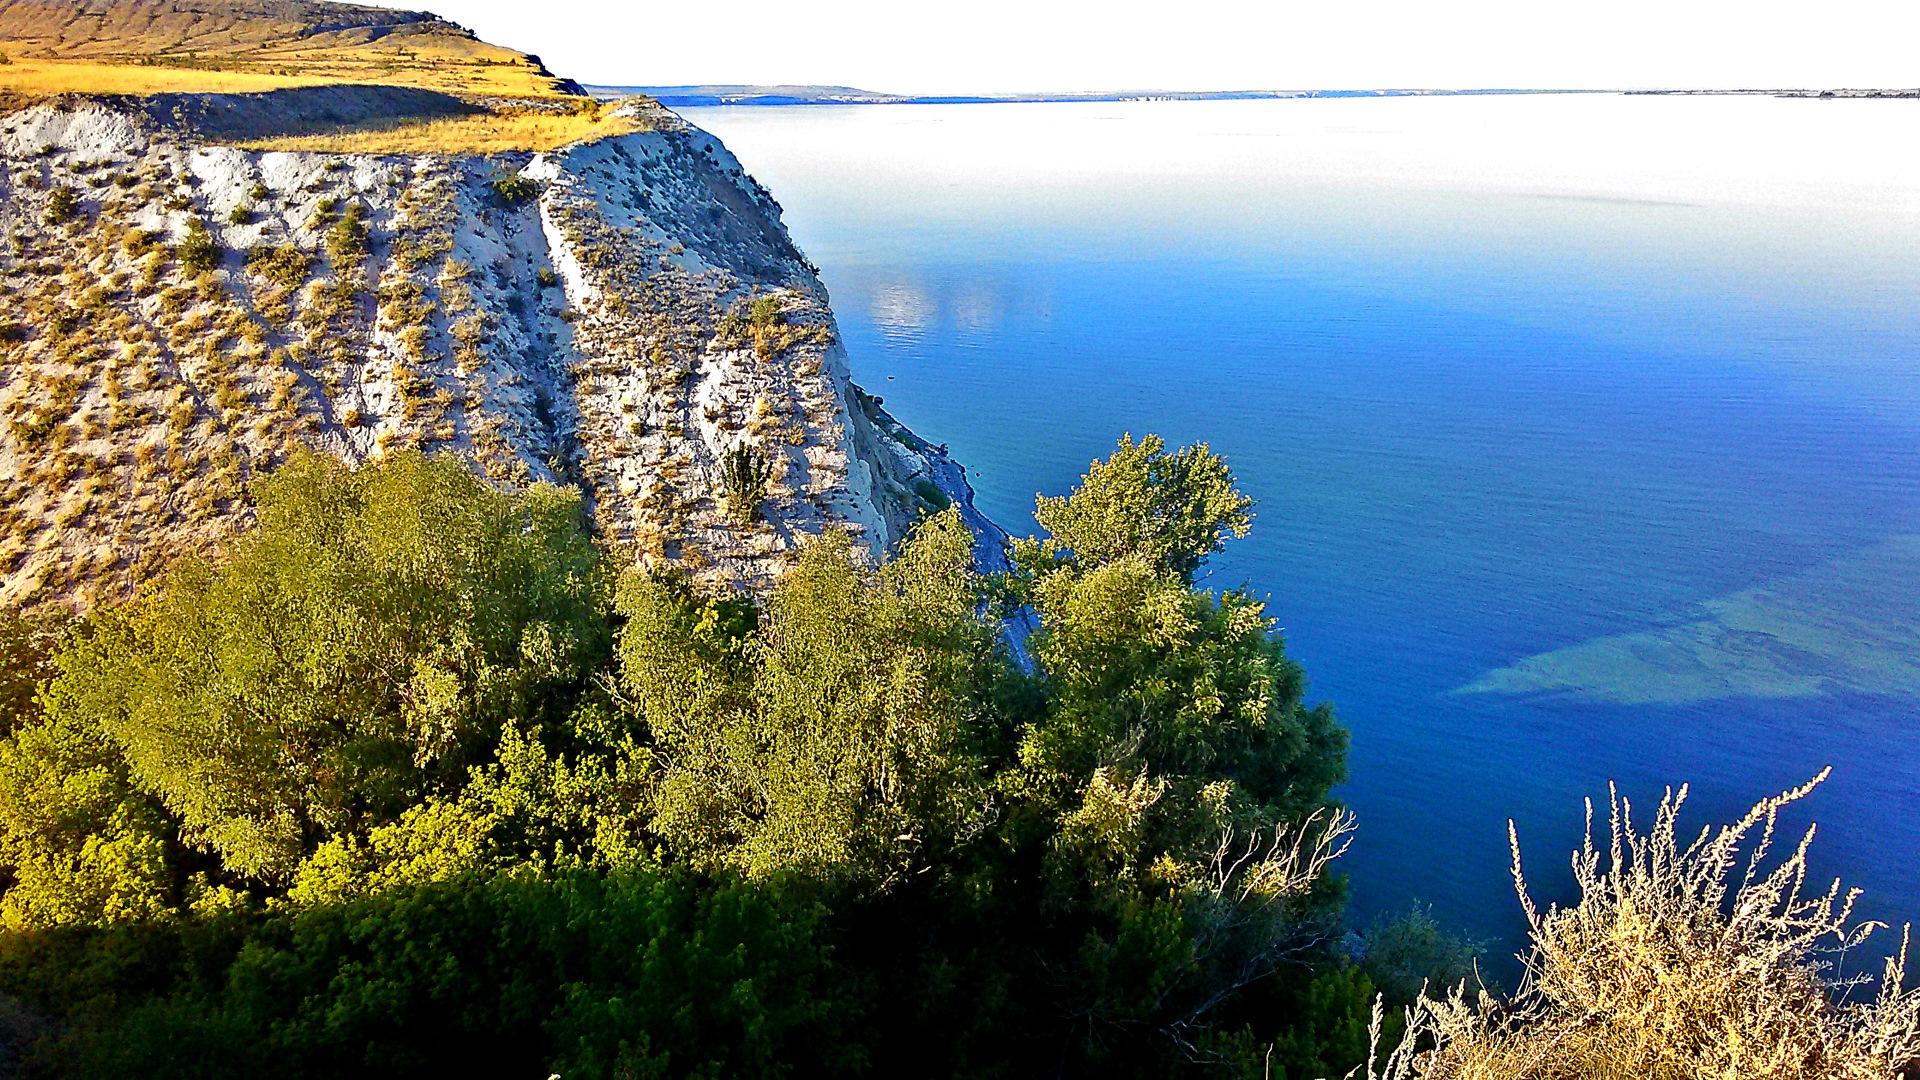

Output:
xmin=0 ymin=437 xmax=1371 ymax=1078
xmin=17 ymin=450 xmax=608 ymax=905
xmin=1029 ymin=433 xmax=1254 ymax=585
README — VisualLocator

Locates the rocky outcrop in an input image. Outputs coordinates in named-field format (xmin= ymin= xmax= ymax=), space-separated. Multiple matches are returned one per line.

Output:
xmin=0 ymin=94 xmax=995 ymax=608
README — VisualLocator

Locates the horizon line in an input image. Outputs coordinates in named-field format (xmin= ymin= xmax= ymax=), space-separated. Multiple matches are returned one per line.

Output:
xmin=584 ymin=83 xmax=1920 ymax=100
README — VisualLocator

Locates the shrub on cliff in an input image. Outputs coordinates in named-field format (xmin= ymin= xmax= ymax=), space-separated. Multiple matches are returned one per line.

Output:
xmin=175 ymin=218 xmax=219 ymax=274
xmin=43 ymin=186 xmax=76 ymax=225
xmin=243 ymin=243 xmax=310 ymax=291
xmin=720 ymin=443 xmax=773 ymax=524
xmin=488 ymin=173 xmax=538 ymax=206
xmin=324 ymin=201 xmax=368 ymax=266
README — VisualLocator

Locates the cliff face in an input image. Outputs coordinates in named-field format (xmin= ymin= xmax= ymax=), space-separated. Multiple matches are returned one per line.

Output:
xmin=0 ymin=94 xmax=994 ymax=608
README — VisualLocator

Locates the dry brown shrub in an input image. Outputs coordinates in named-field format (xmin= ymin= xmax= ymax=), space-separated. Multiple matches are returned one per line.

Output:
xmin=1360 ymin=770 xmax=1920 ymax=1080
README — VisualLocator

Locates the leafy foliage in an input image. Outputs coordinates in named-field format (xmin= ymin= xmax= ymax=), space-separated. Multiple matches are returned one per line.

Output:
xmin=1012 ymin=437 xmax=1345 ymax=879
xmin=0 ymin=436 xmax=1373 ymax=1077
xmin=34 ymin=451 xmax=606 ymax=881
xmin=1357 ymin=904 xmax=1486 ymax=1008
xmin=0 ymin=610 xmax=65 ymax=732
xmin=1028 ymin=433 xmax=1254 ymax=585
xmin=0 ymin=869 xmax=858 ymax=1080
xmin=620 ymin=513 xmax=994 ymax=887
xmin=0 ymin=701 xmax=174 ymax=931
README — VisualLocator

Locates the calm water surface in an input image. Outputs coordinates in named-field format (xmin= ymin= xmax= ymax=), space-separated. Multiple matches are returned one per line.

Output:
xmin=684 ymin=96 xmax=1920 ymax=961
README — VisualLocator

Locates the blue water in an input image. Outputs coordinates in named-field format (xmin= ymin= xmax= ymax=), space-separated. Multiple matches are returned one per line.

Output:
xmin=684 ymin=96 xmax=1920 ymax=962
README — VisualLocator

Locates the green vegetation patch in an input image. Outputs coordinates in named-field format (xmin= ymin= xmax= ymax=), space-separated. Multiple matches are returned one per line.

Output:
xmin=325 ymin=201 xmax=369 ymax=266
xmin=244 ymin=244 xmax=312 ymax=291
xmin=175 ymin=218 xmax=220 ymax=274
xmin=488 ymin=173 xmax=538 ymax=206
xmin=0 ymin=437 xmax=1370 ymax=1076
xmin=44 ymin=186 xmax=78 ymax=225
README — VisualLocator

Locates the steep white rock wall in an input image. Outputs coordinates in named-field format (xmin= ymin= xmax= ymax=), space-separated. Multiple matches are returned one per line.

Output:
xmin=517 ymin=105 xmax=969 ymax=587
xmin=0 ymin=96 xmax=990 ymax=606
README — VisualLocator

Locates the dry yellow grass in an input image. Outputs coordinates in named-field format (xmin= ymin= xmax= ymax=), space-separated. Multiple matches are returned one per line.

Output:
xmin=0 ymin=0 xmax=571 ymax=100
xmin=0 ymin=51 xmax=628 ymax=152
xmin=181 ymin=40 xmax=564 ymax=98
xmin=234 ymin=106 xmax=648 ymax=154
xmin=0 ymin=1 xmax=633 ymax=152
xmin=0 ymin=51 xmax=565 ymax=102
xmin=1361 ymin=771 xmax=1920 ymax=1080
xmin=0 ymin=56 xmax=334 ymax=97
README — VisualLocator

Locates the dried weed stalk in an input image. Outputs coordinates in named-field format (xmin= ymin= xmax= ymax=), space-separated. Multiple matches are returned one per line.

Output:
xmin=1358 ymin=768 xmax=1920 ymax=1080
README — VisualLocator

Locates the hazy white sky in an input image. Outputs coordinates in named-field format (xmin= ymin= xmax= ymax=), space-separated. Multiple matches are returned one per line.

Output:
xmin=425 ymin=0 xmax=1915 ymax=94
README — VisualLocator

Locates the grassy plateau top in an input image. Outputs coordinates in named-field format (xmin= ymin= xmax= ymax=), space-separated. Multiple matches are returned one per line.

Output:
xmin=0 ymin=0 xmax=645 ymax=151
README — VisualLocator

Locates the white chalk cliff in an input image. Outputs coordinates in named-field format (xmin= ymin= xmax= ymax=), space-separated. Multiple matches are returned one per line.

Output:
xmin=0 ymin=92 xmax=1005 ymax=607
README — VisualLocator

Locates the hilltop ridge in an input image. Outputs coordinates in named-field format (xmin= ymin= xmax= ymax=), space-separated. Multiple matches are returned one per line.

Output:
xmin=0 ymin=0 xmax=580 ymax=99
xmin=0 ymin=0 xmax=461 ymax=56
xmin=0 ymin=0 xmax=603 ymax=142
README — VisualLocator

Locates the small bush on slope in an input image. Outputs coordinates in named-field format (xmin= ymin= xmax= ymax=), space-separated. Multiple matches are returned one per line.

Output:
xmin=1362 ymin=770 xmax=1920 ymax=1080
xmin=175 ymin=218 xmax=220 ymax=274
xmin=719 ymin=443 xmax=773 ymax=525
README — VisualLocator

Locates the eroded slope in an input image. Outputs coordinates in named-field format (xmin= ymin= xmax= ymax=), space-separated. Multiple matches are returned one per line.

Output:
xmin=0 ymin=96 xmax=983 ymax=608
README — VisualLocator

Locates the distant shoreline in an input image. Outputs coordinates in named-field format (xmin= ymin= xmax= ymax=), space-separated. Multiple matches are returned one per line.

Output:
xmin=591 ymin=84 xmax=1920 ymax=107
xmin=1625 ymin=88 xmax=1920 ymax=99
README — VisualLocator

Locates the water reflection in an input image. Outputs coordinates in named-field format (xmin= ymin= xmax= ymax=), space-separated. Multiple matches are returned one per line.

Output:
xmin=838 ymin=270 xmax=1047 ymax=340
xmin=867 ymin=280 xmax=936 ymax=336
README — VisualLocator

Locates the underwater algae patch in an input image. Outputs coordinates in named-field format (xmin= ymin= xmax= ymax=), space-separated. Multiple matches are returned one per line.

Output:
xmin=1461 ymin=535 xmax=1920 ymax=704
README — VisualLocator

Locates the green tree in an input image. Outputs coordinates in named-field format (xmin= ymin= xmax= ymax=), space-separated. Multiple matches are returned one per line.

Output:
xmin=0 ymin=434 xmax=1370 ymax=1077
xmin=0 ymin=693 xmax=174 ymax=930
xmin=619 ymin=509 xmax=999 ymax=887
xmin=1005 ymin=435 xmax=1350 ymax=1062
xmin=1011 ymin=435 xmax=1345 ymax=866
xmin=36 ymin=451 xmax=607 ymax=883
xmin=1029 ymin=433 xmax=1254 ymax=585
xmin=0 ymin=610 xmax=66 ymax=732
